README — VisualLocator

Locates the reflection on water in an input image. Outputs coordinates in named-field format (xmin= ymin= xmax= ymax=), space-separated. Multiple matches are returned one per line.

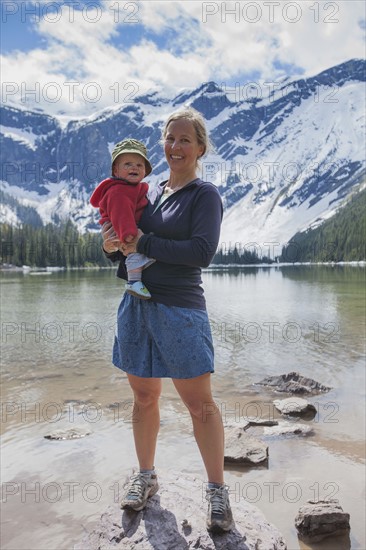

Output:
xmin=1 ymin=266 xmax=365 ymax=550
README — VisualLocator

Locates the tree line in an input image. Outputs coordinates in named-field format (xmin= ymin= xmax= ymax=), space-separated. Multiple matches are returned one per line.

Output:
xmin=0 ymin=221 xmax=268 ymax=268
xmin=0 ymin=221 xmax=110 ymax=268
xmin=280 ymin=188 xmax=366 ymax=262
xmin=1 ymin=188 xmax=365 ymax=268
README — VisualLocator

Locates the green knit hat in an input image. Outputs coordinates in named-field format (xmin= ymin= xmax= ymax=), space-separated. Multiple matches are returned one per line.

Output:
xmin=111 ymin=138 xmax=152 ymax=176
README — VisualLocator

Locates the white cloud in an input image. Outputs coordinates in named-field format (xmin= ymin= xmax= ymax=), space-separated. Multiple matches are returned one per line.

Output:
xmin=136 ymin=2 xmax=189 ymax=32
xmin=1 ymin=0 xmax=364 ymax=116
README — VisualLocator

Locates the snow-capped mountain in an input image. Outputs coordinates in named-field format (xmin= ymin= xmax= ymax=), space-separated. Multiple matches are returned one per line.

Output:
xmin=1 ymin=59 xmax=365 ymax=251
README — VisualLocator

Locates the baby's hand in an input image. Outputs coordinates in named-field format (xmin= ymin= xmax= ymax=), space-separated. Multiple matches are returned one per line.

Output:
xmin=124 ymin=235 xmax=135 ymax=243
xmin=120 ymin=233 xmax=141 ymax=255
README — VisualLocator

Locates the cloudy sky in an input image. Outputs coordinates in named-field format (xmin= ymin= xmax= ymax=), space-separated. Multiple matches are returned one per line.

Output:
xmin=1 ymin=0 xmax=365 ymax=117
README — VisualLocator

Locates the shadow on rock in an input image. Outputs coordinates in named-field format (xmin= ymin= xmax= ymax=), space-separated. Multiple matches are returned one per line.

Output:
xmin=207 ymin=526 xmax=250 ymax=549
xmin=137 ymin=494 xmax=190 ymax=549
xmin=74 ymin=471 xmax=287 ymax=549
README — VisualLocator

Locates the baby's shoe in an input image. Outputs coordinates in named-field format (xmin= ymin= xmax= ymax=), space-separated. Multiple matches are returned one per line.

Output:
xmin=126 ymin=281 xmax=151 ymax=300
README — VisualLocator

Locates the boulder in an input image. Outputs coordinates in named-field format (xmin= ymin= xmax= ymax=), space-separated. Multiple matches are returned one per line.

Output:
xmin=295 ymin=499 xmax=350 ymax=542
xmin=255 ymin=372 xmax=331 ymax=394
xmin=273 ymin=398 xmax=316 ymax=417
xmin=75 ymin=471 xmax=287 ymax=549
xmin=224 ymin=426 xmax=268 ymax=465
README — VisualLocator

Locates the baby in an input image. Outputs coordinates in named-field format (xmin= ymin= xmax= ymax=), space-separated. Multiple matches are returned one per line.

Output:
xmin=90 ymin=138 xmax=155 ymax=299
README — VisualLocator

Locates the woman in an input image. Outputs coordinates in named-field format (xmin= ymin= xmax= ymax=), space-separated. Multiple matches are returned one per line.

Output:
xmin=102 ymin=107 xmax=233 ymax=533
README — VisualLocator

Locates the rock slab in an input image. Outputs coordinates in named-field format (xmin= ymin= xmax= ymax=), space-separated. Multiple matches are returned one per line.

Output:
xmin=75 ymin=471 xmax=287 ymax=550
xmin=273 ymin=397 xmax=316 ymax=416
xmin=256 ymin=372 xmax=331 ymax=394
xmin=224 ymin=426 xmax=268 ymax=465
xmin=295 ymin=499 xmax=350 ymax=542
xmin=44 ymin=428 xmax=91 ymax=440
xmin=263 ymin=423 xmax=314 ymax=437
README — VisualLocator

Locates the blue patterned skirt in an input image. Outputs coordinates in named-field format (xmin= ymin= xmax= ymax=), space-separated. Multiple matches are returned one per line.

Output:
xmin=112 ymin=294 xmax=214 ymax=379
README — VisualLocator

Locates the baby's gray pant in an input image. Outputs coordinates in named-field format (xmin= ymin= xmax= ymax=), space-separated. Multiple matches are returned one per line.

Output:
xmin=126 ymin=253 xmax=155 ymax=271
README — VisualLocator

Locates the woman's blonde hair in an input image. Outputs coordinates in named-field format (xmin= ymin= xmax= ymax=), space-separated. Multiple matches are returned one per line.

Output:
xmin=162 ymin=106 xmax=213 ymax=166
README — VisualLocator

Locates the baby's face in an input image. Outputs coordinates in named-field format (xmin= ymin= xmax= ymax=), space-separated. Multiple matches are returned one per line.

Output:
xmin=113 ymin=153 xmax=146 ymax=183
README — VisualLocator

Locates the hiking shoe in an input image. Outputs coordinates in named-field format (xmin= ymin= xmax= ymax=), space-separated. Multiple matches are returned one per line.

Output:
xmin=206 ymin=484 xmax=234 ymax=532
xmin=121 ymin=472 xmax=159 ymax=511
xmin=125 ymin=281 xmax=151 ymax=300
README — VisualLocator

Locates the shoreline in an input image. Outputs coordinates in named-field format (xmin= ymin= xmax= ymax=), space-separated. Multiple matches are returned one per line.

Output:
xmin=205 ymin=260 xmax=366 ymax=269
xmin=0 ymin=265 xmax=114 ymax=273
xmin=1 ymin=261 xmax=365 ymax=273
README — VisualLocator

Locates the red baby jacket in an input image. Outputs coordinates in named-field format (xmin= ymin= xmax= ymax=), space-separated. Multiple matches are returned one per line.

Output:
xmin=90 ymin=177 xmax=148 ymax=242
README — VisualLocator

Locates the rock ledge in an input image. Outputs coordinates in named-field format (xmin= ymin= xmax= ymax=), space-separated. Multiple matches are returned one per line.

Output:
xmin=75 ymin=471 xmax=287 ymax=550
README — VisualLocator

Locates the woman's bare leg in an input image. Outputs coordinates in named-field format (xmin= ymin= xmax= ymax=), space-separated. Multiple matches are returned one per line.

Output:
xmin=172 ymin=373 xmax=224 ymax=483
xmin=127 ymin=374 xmax=162 ymax=470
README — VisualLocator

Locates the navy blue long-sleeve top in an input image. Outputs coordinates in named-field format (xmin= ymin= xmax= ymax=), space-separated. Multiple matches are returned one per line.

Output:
xmin=106 ymin=178 xmax=223 ymax=310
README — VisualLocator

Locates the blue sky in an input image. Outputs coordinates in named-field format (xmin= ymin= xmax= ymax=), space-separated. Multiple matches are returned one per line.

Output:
xmin=1 ymin=1 xmax=162 ymax=54
xmin=1 ymin=0 xmax=365 ymax=116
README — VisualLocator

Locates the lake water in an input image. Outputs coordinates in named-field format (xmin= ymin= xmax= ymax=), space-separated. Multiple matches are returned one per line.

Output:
xmin=1 ymin=266 xmax=365 ymax=549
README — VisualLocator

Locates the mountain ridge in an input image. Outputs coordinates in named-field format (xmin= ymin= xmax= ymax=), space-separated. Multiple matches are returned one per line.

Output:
xmin=1 ymin=58 xmax=365 ymax=248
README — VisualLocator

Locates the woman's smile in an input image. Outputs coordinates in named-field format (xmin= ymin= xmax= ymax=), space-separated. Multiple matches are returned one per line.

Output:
xmin=164 ymin=119 xmax=204 ymax=182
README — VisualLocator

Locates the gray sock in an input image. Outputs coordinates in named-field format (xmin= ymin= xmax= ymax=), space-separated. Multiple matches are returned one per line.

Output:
xmin=128 ymin=272 xmax=141 ymax=283
xmin=140 ymin=468 xmax=156 ymax=476
xmin=207 ymin=482 xmax=224 ymax=489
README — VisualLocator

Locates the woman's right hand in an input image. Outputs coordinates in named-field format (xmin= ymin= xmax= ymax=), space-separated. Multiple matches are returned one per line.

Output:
xmin=101 ymin=222 xmax=122 ymax=253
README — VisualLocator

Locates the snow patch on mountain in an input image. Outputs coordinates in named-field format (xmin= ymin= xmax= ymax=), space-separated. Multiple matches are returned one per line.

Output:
xmin=0 ymin=203 xmax=20 ymax=225
xmin=0 ymin=125 xmax=39 ymax=150
xmin=1 ymin=59 xmax=365 ymax=251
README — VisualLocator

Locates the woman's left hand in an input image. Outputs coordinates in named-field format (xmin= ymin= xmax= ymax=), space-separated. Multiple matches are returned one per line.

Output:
xmin=120 ymin=229 xmax=144 ymax=256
